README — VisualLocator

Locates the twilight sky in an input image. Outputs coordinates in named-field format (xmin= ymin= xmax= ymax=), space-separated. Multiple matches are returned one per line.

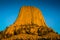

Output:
xmin=0 ymin=0 xmax=60 ymax=34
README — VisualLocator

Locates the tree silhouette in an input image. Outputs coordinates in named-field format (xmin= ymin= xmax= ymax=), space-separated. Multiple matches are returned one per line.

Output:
xmin=37 ymin=28 xmax=42 ymax=36
xmin=26 ymin=28 xmax=30 ymax=34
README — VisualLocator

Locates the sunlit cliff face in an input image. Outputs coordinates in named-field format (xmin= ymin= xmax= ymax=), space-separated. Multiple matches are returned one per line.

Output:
xmin=15 ymin=6 xmax=46 ymax=26
xmin=5 ymin=6 xmax=47 ymax=35
xmin=0 ymin=6 xmax=60 ymax=40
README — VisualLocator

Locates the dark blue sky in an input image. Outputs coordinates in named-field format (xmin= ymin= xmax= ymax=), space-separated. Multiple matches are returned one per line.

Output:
xmin=0 ymin=0 xmax=60 ymax=34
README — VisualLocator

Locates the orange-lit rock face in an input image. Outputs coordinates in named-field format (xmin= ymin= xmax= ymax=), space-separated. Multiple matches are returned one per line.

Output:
xmin=1 ymin=6 xmax=60 ymax=40
xmin=5 ymin=6 xmax=47 ymax=35
xmin=15 ymin=6 xmax=46 ymax=26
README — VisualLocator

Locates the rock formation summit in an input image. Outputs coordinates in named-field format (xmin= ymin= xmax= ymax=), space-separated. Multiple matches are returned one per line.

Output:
xmin=0 ymin=6 xmax=60 ymax=40
xmin=15 ymin=6 xmax=46 ymax=26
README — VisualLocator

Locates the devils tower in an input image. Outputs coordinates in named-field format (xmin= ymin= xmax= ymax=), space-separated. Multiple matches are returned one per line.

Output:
xmin=15 ymin=6 xmax=46 ymax=26
xmin=0 ymin=6 xmax=60 ymax=40
xmin=5 ymin=6 xmax=47 ymax=35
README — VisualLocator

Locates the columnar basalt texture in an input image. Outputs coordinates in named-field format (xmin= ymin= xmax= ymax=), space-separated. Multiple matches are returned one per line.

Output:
xmin=15 ymin=6 xmax=46 ymax=26
xmin=5 ymin=6 xmax=47 ymax=35
xmin=0 ymin=6 xmax=60 ymax=40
